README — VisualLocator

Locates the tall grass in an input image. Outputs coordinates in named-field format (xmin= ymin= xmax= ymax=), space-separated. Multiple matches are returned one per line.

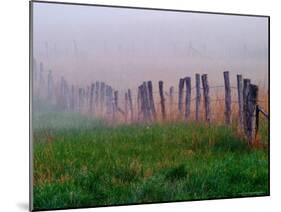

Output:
xmin=33 ymin=112 xmax=268 ymax=210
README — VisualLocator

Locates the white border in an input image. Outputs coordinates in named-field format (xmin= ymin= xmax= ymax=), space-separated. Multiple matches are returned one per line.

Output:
xmin=0 ymin=0 xmax=279 ymax=212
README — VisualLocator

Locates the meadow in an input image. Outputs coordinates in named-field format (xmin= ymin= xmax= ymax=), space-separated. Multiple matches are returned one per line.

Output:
xmin=32 ymin=111 xmax=269 ymax=210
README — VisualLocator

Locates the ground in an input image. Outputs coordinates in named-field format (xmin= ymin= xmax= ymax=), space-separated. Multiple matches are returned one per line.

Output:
xmin=32 ymin=112 xmax=269 ymax=210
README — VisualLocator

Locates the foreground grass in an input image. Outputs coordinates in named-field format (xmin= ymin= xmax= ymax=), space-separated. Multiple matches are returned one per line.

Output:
xmin=33 ymin=112 xmax=269 ymax=210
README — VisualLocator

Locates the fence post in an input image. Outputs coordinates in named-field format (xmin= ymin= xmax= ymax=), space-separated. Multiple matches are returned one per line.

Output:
xmin=89 ymin=83 xmax=95 ymax=114
xmin=255 ymin=105 xmax=260 ymax=140
xmin=243 ymin=79 xmax=251 ymax=135
xmin=184 ymin=77 xmax=191 ymax=121
xmin=95 ymin=81 xmax=100 ymax=114
xmin=113 ymin=90 xmax=118 ymax=121
xmin=125 ymin=92 xmax=128 ymax=123
xmin=100 ymin=82 xmax=105 ymax=116
xmin=159 ymin=81 xmax=166 ymax=120
xmin=78 ymin=87 xmax=83 ymax=113
xmin=139 ymin=84 xmax=148 ymax=121
xmin=245 ymin=84 xmax=258 ymax=145
xmin=237 ymin=75 xmax=243 ymax=129
xmin=105 ymin=85 xmax=111 ymax=118
xmin=147 ymin=81 xmax=156 ymax=120
xmin=143 ymin=82 xmax=152 ymax=121
xmin=169 ymin=86 xmax=174 ymax=119
xmin=201 ymin=74 xmax=211 ymax=123
xmin=85 ymin=85 xmax=90 ymax=109
xmin=195 ymin=74 xmax=201 ymax=121
xmin=128 ymin=89 xmax=133 ymax=122
xmin=178 ymin=78 xmax=184 ymax=116
xmin=137 ymin=86 xmax=142 ymax=121
xmin=223 ymin=71 xmax=231 ymax=125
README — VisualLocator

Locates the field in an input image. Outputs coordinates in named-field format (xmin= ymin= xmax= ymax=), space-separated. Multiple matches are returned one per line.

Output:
xmin=32 ymin=111 xmax=269 ymax=210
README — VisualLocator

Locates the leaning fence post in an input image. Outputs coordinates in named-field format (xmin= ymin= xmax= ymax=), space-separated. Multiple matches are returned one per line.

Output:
xmin=184 ymin=77 xmax=191 ymax=121
xmin=195 ymin=74 xmax=201 ymax=121
xmin=178 ymin=78 xmax=184 ymax=116
xmin=147 ymin=81 xmax=156 ymax=120
xmin=128 ymin=89 xmax=134 ymax=122
xmin=159 ymin=81 xmax=166 ymax=120
xmin=223 ymin=71 xmax=231 ymax=125
xmin=237 ymin=75 xmax=243 ymax=129
xmin=201 ymin=74 xmax=211 ymax=123
xmin=243 ymin=79 xmax=251 ymax=135
xmin=245 ymin=84 xmax=258 ymax=145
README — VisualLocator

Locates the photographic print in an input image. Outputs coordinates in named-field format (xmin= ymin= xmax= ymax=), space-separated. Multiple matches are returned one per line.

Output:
xmin=30 ymin=1 xmax=269 ymax=211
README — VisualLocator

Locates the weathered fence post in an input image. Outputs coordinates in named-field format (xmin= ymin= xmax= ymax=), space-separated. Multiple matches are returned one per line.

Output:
xmin=243 ymin=79 xmax=251 ymax=135
xmin=202 ymin=74 xmax=211 ymax=123
xmin=128 ymin=89 xmax=134 ymax=122
xmin=78 ymin=88 xmax=83 ymax=112
xmin=195 ymin=74 xmax=201 ymax=121
xmin=169 ymin=86 xmax=174 ymax=119
xmin=142 ymin=82 xmax=151 ymax=121
xmin=237 ymin=75 xmax=243 ymax=129
xmin=159 ymin=81 xmax=166 ymax=120
xmin=100 ymin=82 xmax=105 ymax=116
xmin=95 ymin=81 xmax=100 ymax=114
xmin=147 ymin=81 xmax=156 ymax=120
xmin=89 ymin=83 xmax=95 ymax=114
xmin=125 ymin=92 xmax=128 ymax=123
xmin=184 ymin=77 xmax=191 ymax=121
xmin=244 ymin=84 xmax=258 ymax=145
xmin=137 ymin=86 xmax=142 ymax=121
xmin=223 ymin=71 xmax=231 ymax=125
xmin=178 ymin=78 xmax=184 ymax=116
xmin=255 ymin=105 xmax=260 ymax=140
xmin=105 ymin=85 xmax=111 ymax=118
xmin=84 ymin=86 xmax=89 ymax=111
xmin=113 ymin=90 xmax=118 ymax=121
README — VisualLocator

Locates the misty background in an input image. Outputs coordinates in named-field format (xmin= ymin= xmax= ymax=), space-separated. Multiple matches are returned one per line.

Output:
xmin=32 ymin=2 xmax=268 ymax=90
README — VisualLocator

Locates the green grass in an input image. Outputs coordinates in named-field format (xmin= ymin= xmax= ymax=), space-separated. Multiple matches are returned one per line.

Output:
xmin=32 ymin=112 xmax=269 ymax=210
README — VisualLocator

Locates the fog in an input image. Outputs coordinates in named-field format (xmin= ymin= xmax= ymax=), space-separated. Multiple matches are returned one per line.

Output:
xmin=32 ymin=2 xmax=268 ymax=90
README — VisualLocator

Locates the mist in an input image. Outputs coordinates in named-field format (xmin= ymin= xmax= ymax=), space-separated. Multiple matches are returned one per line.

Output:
xmin=32 ymin=2 xmax=268 ymax=90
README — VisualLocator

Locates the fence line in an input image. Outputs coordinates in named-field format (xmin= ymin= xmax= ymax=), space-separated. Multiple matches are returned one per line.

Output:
xmin=33 ymin=59 xmax=268 ymax=145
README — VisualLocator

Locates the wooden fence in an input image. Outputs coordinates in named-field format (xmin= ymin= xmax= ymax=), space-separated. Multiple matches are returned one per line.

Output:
xmin=33 ymin=59 xmax=269 ymax=145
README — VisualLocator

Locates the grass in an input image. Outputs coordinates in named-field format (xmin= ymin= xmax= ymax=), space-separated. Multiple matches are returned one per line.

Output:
xmin=32 ymin=112 xmax=269 ymax=210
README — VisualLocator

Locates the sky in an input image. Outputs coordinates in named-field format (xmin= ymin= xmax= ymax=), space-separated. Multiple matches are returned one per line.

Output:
xmin=32 ymin=2 xmax=269 ymax=91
